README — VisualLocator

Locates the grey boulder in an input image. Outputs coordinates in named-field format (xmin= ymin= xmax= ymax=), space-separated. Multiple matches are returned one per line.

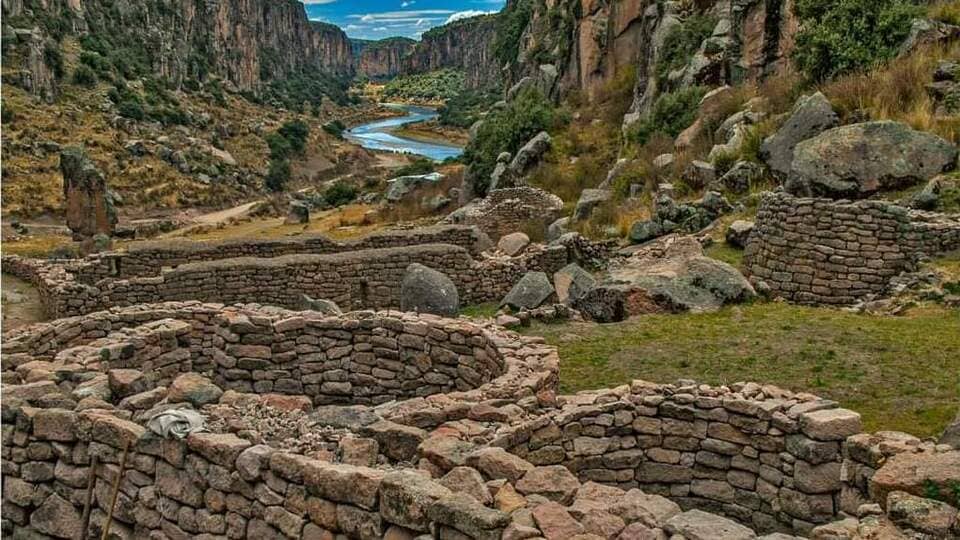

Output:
xmin=760 ymin=92 xmax=839 ymax=180
xmin=300 ymin=295 xmax=343 ymax=315
xmin=725 ymin=220 xmax=754 ymax=249
xmin=401 ymin=263 xmax=459 ymax=317
xmin=573 ymin=189 xmax=612 ymax=222
xmin=787 ymin=121 xmax=958 ymax=198
xmin=553 ymin=263 xmax=596 ymax=306
xmin=501 ymin=271 xmax=556 ymax=310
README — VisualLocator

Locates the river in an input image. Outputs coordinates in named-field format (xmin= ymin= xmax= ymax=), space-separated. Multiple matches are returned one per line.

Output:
xmin=344 ymin=103 xmax=464 ymax=161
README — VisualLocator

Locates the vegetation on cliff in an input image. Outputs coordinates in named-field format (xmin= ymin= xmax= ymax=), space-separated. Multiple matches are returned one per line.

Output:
xmin=383 ymin=69 xmax=465 ymax=102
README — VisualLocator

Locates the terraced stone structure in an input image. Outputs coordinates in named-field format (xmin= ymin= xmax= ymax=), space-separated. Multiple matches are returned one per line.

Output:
xmin=744 ymin=192 xmax=960 ymax=304
xmin=1 ymin=225 xmax=570 ymax=318
xmin=5 ymin=303 xmax=956 ymax=539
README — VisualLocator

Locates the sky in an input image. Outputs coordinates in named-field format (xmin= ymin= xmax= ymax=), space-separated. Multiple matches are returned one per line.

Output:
xmin=303 ymin=0 xmax=506 ymax=41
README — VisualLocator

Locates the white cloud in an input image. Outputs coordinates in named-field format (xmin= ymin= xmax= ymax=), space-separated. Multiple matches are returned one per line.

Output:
xmin=444 ymin=10 xmax=493 ymax=24
xmin=301 ymin=0 xmax=337 ymax=4
xmin=349 ymin=9 xmax=454 ymax=21
xmin=401 ymin=1 xmax=415 ymax=7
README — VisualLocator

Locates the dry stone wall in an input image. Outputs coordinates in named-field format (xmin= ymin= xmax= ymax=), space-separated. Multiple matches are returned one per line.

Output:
xmin=2 ymin=236 xmax=568 ymax=319
xmin=445 ymin=187 xmax=565 ymax=241
xmin=744 ymin=192 xmax=960 ymax=304
xmin=2 ymin=302 xmax=921 ymax=539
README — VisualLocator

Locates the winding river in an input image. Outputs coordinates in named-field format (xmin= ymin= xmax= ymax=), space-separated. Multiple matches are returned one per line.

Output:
xmin=345 ymin=103 xmax=464 ymax=161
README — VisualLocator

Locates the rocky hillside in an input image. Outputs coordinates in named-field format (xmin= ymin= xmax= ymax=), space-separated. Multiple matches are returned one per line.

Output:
xmin=353 ymin=37 xmax=417 ymax=80
xmin=1 ymin=0 xmax=355 ymax=101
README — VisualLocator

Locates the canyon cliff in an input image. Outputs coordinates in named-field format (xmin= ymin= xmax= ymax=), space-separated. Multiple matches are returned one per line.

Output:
xmin=401 ymin=15 xmax=502 ymax=90
xmin=353 ymin=37 xmax=417 ymax=80
xmin=1 ymin=0 xmax=355 ymax=99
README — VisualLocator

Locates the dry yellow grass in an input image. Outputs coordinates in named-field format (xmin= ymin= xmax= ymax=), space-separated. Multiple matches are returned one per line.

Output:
xmin=821 ymin=42 xmax=960 ymax=143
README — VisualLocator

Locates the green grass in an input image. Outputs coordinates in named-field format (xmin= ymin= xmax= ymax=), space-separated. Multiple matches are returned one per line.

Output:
xmin=461 ymin=302 xmax=500 ymax=319
xmin=521 ymin=303 xmax=960 ymax=437
xmin=704 ymin=242 xmax=744 ymax=269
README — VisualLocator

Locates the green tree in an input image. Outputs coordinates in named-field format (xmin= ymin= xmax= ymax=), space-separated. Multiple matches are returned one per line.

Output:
xmin=463 ymin=87 xmax=564 ymax=196
xmin=793 ymin=0 xmax=924 ymax=81
xmin=265 ymin=159 xmax=291 ymax=192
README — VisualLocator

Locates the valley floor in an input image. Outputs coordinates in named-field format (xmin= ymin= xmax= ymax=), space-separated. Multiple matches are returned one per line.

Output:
xmin=517 ymin=302 xmax=959 ymax=438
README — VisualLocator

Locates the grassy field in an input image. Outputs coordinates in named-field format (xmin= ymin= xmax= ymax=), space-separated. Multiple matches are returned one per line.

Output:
xmin=521 ymin=303 xmax=960 ymax=437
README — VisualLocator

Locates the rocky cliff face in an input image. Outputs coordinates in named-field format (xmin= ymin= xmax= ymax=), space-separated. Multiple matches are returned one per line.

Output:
xmin=2 ymin=0 xmax=355 ymax=97
xmin=500 ymin=0 xmax=797 ymax=113
xmin=354 ymin=37 xmax=417 ymax=79
xmin=401 ymin=15 xmax=501 ymax=89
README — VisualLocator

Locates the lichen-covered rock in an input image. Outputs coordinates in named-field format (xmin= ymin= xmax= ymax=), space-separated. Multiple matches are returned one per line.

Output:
xmin=61 ymin=146 xmax=117 ymax=241
xmin=573 ymin=189 xmax=613 ymax=222
xmin=501 ymin=271 xmax=556 ymax=310
xmin=553 ymin=263 xmax=596 ymax=306
xmin=720 ymin=161 xmax=765 ymax=194
xmin=498 ymin=232 xmax=531 ymax=256
xmin=401 ymin=263 xmax=459 ymax=317
xmin=787 ymin=121 xmax=958 ymax=199
xmin=760 ymin=92 xmax=839 ymax=180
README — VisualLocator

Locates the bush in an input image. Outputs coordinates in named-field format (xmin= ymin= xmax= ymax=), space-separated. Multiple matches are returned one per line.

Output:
xmin=656 ymin=15 xmax=717 ymax=85
xmin=72 ymin=65 xmax=98 ymax=87
xmin=322 ymin=120 xmax=346 ymax=138
xmin=266 ymin=133 xmax=292 ymax=161
xmin=265 ymin=159 xmax=291 ymax=192
xmin=438 ymin=87 xmax=501 ymax=128
xmin=463 ymin=87 xmax=564 ymax=196
xmin=395 ymin=158 xmax=436 ymax=177
xmin=117 ymin=99 xmax=145 ymax=121
xmin=277 ymin=120 xmax=309 ymax=154
xmin=626 ymin=86 xmax=707 ymax=145
xmin=323 ymin=181 xmax=357 ymax=207
xmin=2 ymin=106 xmax=14 ymax=124
xmin=44 ymin=43 xmax=64 ymax=79
xmin=792 ymin=0 xmax=924 ymax=81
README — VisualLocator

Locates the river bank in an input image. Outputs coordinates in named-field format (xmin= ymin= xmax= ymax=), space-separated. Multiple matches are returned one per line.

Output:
xmin=344 ymin=103 xmax=464 ymax=161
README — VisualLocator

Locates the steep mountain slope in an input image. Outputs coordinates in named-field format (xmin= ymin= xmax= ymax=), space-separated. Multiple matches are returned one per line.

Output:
xmin=401 ymin=15 xmax=501 ymax=90
xmin=353 ymin=37 xmax=418 ymax=80
xmin=1 ymin=0 xmax=355 ymax=101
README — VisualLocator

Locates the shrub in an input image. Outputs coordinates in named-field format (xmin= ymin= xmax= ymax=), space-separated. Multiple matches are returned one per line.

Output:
xmin=395 ymin=157 xmax=435 ymax=177
xmin=626 ymin=86 xmax=707 ymax=145
xmin=265 ymin=159 xmax=291 ymax=192
xmin=1 ymin=106 xmax=14 ymax=124
xmin=277 ymin=120 xmax=309 ymax=154
xmin=44 ymin=43 xmax=64 ymax=79
xmin=266 ymin=133 xmax=292 ymax=161
xmin=324 ymin=181 xmax=357 ymax=207
xmin=72 ymin=65 xmax=98 ymax=87
xmin=439 ymin=87 xmax=502 ymax=128
xmin=117 ymin=99 xmax=145 ymax=121
xmin=322 ymin=120 xmax=346 ymax=138
xmin=656 ymin=15 xmax=717 ymax=85
xmin=79 ymin=51 xmax=113 ymax=78
xmin=463 ymin=87 xmax=564 ymax=196
xmin=792 ymin=0 xmax=924 ymax=81
xmin=929 ymin=1 xmax=960 ymax=25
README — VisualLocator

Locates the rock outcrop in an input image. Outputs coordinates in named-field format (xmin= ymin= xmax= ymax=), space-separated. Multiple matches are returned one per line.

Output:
xmin=60 ymin=146 xmax=117 ymax=242
xmin=401 ymin=14 xmax=500 ymax=89
xmin=760 ymin=92 xmax=839 ymax=180
xmin=786 ymin=121 xmax=958 ymax=198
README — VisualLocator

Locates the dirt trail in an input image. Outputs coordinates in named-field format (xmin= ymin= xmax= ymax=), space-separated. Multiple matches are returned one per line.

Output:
xmin=1 ymin=274 xmax=45 ymax=330
xmin=158 ymin=200 xmax=262 ymax=239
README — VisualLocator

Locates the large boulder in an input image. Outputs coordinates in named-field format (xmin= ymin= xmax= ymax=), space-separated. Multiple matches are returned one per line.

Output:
xmin=385 ymin=172 xmax=444 ymax=202
xmin=61 ymin=146 xmax=118 ymax=241
xmin=573 ymin=189 xmax=612 ymax=222
xmin=553 ymin=263 xmax=596 ymax=306
xmin=786 ymin=121 xmax=958 ymax=198
xmin=720 ymin=161 xmax=765 ymax=194
xmin=168 ymin=373 xmax=223 ymax=407
xmin=759 ymin=92 xmax=839 ymax=180
xmin=300 ymin=295 xmax=342 ymax=315
xmin=401 ymin=263 xmax=459 ymax=317
xmin=870 ymin=450 xmax=960 ymax=508
xmin=508 ymin=131 xmax=551 ymax=178
xmin=664 ymin=510 xmax=756 ymax=540
xmin=579 ymin=236 xmax=756 ymax=322
xmin=285 ymin=201 xmax=310 ymax=224
xmin=501 ymin=272 xmax=556 ymax=310
xmin=497 ymin=232 xmax=531 ymax=256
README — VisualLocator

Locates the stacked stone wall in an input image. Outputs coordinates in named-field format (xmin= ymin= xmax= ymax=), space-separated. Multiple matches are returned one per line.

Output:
xmin=3 ymin=242 xmax=568 ymax=319
xmin=491 ymin=382 xmax=863 ymax=535
xmin=96 ymin=225 xmax=486 ymax=280
xmin=744 ymin=192 xmax=960 ymax=304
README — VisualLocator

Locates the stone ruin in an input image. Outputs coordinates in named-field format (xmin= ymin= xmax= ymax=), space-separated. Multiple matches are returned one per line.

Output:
xmin=3 ymin=218 xmax=959 ymax=540
xmin=744 ymin=192 xmax=960 ymax=305
xmin=3 ymin=301 xmax=959 ymax=539
xmin=60 ymin=147 xmax=117 ymax=250
xmin=445 ymin=187 xmax=565 ymax=241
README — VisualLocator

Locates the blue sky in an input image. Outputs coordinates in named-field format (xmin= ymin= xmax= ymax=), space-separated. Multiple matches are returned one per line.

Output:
xmin=303 ymin=0 xmax=506 ymax=40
